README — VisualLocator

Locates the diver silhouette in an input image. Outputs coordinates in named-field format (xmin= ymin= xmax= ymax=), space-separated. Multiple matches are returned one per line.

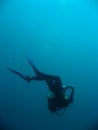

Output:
xmin=7 ymin=57 xmax=74 ymax=114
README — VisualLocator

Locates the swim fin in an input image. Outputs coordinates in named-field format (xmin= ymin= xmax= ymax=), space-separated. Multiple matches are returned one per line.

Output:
xmin=7 ymin=66 xmax=31 ymax=82
xmin=26 ymin=57 xmax=41 ymax=76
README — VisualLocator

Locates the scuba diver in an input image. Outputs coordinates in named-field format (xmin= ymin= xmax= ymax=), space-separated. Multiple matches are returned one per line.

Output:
xmin=7 ymin=57 xmax=74 ymax=114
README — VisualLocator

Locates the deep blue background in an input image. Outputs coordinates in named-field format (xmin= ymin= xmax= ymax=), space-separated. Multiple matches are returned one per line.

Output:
xmin=0 ymin=0 xmax=98 ymax=129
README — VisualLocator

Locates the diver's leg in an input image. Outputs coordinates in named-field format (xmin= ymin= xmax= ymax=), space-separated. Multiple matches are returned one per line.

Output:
xmin=26 ymin=57 xmax=62 ymax=83
xmin=26 ymin=57 xmax=63 ymax=94
xmin=26 ymin=57 xmax=57 ymax=79
xmin=7 ymin=64 xmax=62 ymax=85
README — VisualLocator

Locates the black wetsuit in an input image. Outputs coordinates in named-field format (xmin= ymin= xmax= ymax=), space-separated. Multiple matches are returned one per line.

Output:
xmin=7 ymin=57 xmax=74 ymax=112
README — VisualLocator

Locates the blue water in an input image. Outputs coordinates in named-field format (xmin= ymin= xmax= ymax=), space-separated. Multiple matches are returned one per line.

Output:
xmin=0 ymin=0 xmax=98 ymax=129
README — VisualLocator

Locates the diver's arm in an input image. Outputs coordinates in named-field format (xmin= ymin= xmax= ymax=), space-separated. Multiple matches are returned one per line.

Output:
xmin=66 ymin=86 xmax=74 ymax=103
xmin=64 ymin=86 xmax=74 ymax=106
